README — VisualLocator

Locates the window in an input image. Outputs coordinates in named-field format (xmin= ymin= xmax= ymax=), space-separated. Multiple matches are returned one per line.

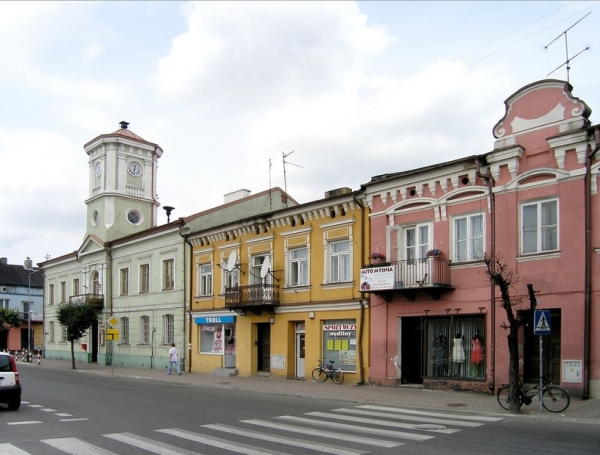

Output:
xmin=163 ymin=259 xmax=174 ymax=290
xmin=404 ymin=223 xmax=430 ymax=260
xmin=522 ymin=199 xmax=558 ymax=254
xmin=49 ymin=284 xmax=55 ymax=305
xmin=61 ymin=327 xmax=67 ymax=342
xmin=289 ymin=247 xmax=308 ymax=286
xmin=198 ymin=264 xmax=213 ymax=296
xmin=329 ymin=240 xmax=351 ymax=283
xmin=454 ymin=214 xmax=484 ymax=262
xmin=140 ymin=316 xmax=150 ymax=344
xmin=92 ymin=271 xmax=101 ymax=295
xmin=120 ymin=268 xmax=129 ymax=296
xmin=73 ymin=278 xmax=80 ymax=296
xmin=423 ymin=315 xmax=486 ymax=380
xmin=127 ymin=209 xmax=142 ymax=225
xmin=120 ymin=317 xmax=129 ymax=344
xmin=251 ymin=255 xmax=270 ymax=285
xmin=49 ymin=321 xmax=55 ymax=343
xmin=0 ymin=299 xmax=9 ymax=310
xmin=163 ymin=314 xmax=174 ymax=345
xmin=224 ymin=268 xmax=240 ymax=290
xmin=321 ymin=319 xmax=356 ymax=372
xmin=139 ymin=264 xmax=150 ymax=294
xmin=200 ymin=325 xmax=223 ymax=353
xmin=60 ymin=281 xmax=66 ymax=303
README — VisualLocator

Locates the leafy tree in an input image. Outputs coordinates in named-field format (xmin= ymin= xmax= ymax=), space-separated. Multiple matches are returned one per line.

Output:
xmin=0 ymin=307 xmax=22 ymax=332
xmin=56 ymin=301 xmax=99 ymax=369
xmin=484 ymin=255 xmax=537 ymax=413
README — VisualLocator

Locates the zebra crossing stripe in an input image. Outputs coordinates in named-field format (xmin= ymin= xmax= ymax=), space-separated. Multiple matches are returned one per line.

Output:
xmin=335 ymin=408 xmax=484 ymax=427
xmin=0 ymin=444 xmax=30 ymax=455
xmin=294 ymin=412 xmax=459 ymax=434
xmin=278 ymin=414 xmax=435 ymax=440
xmin=242 ymin=419 xmax=402 ymax=448
xmin=157 ymin=428 xmax=288 ymax=455
xmin=41 ymin=437 xmax=117 ymax=455
xmin=203 ymin=423 xmax=366 ymax=455
xmin=357 ymin=405 xmax=504 ymax=422
xmin=104 ymin=432 xmax=197 ymax=455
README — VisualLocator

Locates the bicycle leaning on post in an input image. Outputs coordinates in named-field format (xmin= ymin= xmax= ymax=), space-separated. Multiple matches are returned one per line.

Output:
xmin=311 ymin=359 xmax=344 ymax=384
xmin=497 ymin=373 xmax=570 ymax=412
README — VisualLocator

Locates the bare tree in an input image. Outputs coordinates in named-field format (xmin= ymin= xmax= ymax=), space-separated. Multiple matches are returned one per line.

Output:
xmin=484 ymin=255 xmax=537 ymax=413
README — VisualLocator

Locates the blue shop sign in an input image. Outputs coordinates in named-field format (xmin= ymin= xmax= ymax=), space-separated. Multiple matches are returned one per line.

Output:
xmin=195 ymin=316 xmax=235 ymax=325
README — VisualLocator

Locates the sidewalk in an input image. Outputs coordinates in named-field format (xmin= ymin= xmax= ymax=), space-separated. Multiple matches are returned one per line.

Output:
xmin=18 ymin=358 xmax=600 ymax=425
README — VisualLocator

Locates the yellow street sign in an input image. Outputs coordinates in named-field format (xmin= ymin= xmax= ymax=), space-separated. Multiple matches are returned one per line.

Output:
xmin=107 ymin=316 xmax=120 ymax=328
xmin=107 ymin=328 xmax=119 ymax=340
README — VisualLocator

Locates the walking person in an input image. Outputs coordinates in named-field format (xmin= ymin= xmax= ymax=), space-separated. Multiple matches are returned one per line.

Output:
xmin=167 ymin=343 xmax=181 ymax=375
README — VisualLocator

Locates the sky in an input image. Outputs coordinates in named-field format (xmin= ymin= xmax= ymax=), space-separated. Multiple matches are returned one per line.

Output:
xmin=1 ymin=1 xmax=599 ymax=267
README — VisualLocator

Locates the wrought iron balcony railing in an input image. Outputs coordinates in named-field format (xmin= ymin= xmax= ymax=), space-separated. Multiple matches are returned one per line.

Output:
xmin=360 ymin=257 xmax=453 ymax=300
xmin=69 ymin=293 xmax=105 ymax=310
xmin=225 ymin=284 xmax=280 ymax=315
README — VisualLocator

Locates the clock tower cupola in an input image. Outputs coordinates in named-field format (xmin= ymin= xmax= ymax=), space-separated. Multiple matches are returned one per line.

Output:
xmin=84 ymin=121 xmax=163 ymax=242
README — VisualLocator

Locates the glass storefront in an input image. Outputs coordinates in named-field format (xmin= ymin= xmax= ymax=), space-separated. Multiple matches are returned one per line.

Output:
xmin=322 ymin=319 xmax=356 ymax=372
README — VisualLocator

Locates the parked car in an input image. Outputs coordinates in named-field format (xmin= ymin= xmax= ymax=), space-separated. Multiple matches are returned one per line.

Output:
xmin=0 ymin=352 xmax=21 ymax=410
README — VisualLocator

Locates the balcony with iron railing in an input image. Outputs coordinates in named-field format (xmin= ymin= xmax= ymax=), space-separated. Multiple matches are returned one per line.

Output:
xmin=360 ymin=256 xmax=453 ymax=301
xmin=225 ymin=284 xmax=280 ymax=316
xmin=69 ymin=293 xmax=105 ymax=310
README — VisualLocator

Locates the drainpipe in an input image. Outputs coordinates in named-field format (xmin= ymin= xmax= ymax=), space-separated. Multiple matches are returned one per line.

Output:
xmin=354 ymin=192 xmax=367 ymax=385
xmin=584 ymin=127 xmax=600 ymax=400
xmin=183 ymin=228 xmax=194 ymax=373
xmin=476 ymin=157 xmax=496 ymax=392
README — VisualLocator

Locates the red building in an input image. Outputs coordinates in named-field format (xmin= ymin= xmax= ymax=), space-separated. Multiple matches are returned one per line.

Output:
xmin=363 ymin=80 xmax=599 ymax=398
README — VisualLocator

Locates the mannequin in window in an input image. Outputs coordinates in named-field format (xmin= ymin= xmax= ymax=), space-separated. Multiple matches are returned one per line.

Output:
xmin=433 ymin=333 xmax=449 ymax=376
xmin=452 ymin=332 xmax=465 ymax=368
xmin=470 ymin=332 xmax=484 ymax=377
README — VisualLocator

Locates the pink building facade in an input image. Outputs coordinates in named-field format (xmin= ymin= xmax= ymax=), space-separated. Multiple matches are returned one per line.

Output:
xmin=364 ymin=80 xmax=599 ymax=398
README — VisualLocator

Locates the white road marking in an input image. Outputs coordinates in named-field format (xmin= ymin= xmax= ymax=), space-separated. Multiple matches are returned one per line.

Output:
xmin=42 ymin=437 xmax=117 ymax=455
xmin=335 ymin=407 xmax=484 ymax=427
xmin=105 ymin=432 xmax=199 ymax=455
xmin=0 ymin=443 xmax=30 ymax=454
xmin=357 ymin=405 xmax=504 ymax=422
xmin=7 ymin=421 xmax=42 ymax=425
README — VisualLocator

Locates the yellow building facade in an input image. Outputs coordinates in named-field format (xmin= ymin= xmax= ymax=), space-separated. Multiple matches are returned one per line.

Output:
xmin=186 ymin=188 xmax=370 ymax=384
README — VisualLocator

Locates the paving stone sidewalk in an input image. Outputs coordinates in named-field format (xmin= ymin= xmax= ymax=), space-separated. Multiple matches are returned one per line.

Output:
xmin=18 ymin=358 xmax=600 ymax=424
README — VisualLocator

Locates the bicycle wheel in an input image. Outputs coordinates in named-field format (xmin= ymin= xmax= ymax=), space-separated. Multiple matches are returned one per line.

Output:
xmin=331 ymin=368 xmax=344 ymax=384
xmin=312 ymin=367 xmax=327 ymax=382
xmin=497 ymin=386 xmax=525 ymax=410
xmin=496 ymin=386 xmax=512 ymax=410
xmin=542 ymin=386 xmax=570 ymax=412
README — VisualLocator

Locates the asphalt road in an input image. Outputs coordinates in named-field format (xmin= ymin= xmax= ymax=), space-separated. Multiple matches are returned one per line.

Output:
xmin=1 ymin=367 xmax=598 ymax=454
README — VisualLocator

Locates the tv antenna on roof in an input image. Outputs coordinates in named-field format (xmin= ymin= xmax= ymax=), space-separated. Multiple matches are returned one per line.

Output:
xmin=544 ymin=12 xmax=591 ymax=83
xmin=283 ymin=151 xmax=303 ymax=205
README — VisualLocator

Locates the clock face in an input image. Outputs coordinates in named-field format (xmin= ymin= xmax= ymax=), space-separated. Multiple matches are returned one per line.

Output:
xmin=127 ymin=161 xmax=143 ymax=177
xmin=95 ymin=162 xmax=102 ymax=177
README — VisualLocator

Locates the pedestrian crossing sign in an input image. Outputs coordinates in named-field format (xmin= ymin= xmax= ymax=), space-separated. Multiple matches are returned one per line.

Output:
xmin=534 ymin=310 xmax=551 ymax=335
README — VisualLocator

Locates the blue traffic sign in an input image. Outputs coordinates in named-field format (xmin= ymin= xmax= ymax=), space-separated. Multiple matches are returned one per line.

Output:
xmin=534 ymin=310 xmax=551 ymax=335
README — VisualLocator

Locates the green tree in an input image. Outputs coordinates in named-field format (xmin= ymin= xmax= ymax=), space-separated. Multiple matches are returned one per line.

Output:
xmin=484 ymin=255 xmax=537 ymax=414
xmin=56 ymin=301 xmax=99 ymax=369
xmin=0 ymin=308 xmax=22 ymax=333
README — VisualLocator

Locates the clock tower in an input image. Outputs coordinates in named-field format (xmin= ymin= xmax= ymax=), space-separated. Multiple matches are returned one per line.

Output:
xmin=84 ymin=121 xmax=163 ymax=242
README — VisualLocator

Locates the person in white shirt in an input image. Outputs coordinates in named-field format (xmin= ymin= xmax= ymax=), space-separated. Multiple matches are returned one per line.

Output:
xmin=167 ymin=343 xmax=181 ymax=375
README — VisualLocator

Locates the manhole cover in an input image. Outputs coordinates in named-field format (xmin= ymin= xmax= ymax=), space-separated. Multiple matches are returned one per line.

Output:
xmin=446 ymin=403 xmax=467 ymax=407
xmin=414 ymin=424 xmax=448 ymax=431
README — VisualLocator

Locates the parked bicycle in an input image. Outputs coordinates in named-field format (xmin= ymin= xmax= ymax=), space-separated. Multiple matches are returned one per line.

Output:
xmin=497 ymin=374 xmax=570 ymax=412
xmin=312 ymin=359 xmax=344 ymax=384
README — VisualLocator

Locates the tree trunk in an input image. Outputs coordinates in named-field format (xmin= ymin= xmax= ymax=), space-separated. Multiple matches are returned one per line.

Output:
xmin=507 ymin=324 xmax=521 ymax=413
xmin=70 ymin=339 xmax=76 ymax=370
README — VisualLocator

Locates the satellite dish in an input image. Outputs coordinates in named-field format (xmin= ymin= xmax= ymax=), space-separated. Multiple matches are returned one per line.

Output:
xmin=260 ymin=256 xmax=271 ymax=278
xmin=226 ymin=251 xmax=237 ymax=272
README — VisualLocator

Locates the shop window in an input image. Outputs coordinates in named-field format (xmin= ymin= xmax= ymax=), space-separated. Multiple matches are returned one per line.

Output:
xmin=200 ymin=325 xmax=225 ymax=353
xmin=322 ymin=319 xmax=356 ymax=372
xmin=423 ymin=315 xmax=485 ymax=380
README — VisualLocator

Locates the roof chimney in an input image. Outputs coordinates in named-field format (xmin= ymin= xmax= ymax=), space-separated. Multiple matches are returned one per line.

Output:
xmin=120 ymin=121 xmax=129 ymax=130
xmin=0 ymin=257 xmax=7 ymax=265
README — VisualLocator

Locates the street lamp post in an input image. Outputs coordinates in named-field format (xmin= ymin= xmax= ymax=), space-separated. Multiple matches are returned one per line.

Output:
xmin=24 ymin=257 xmax=36 ymax=362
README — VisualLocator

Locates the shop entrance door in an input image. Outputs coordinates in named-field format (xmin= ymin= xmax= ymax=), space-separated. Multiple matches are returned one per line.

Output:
xmin=401 ymin=317 xmax=423 ymax=384
xmin=524 ymin=309 xmax=561 ymax=384
xmin=257 ymin=323 xmax=271 ymax=372
xmin=296 ymin=332 xmax=305 ymax=378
